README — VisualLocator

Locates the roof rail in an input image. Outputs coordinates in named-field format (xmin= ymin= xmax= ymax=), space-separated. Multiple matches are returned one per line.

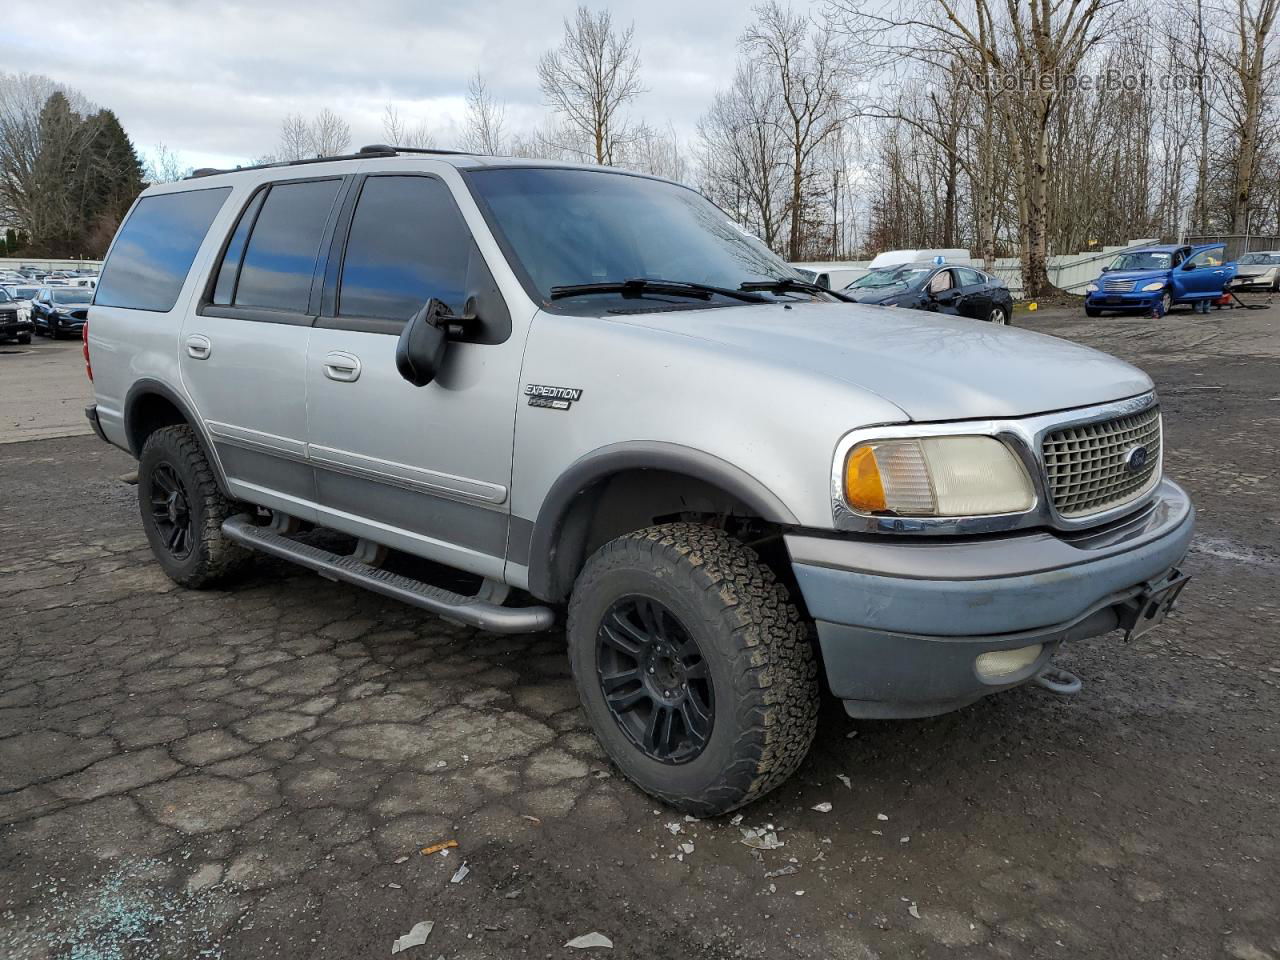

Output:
xmin=184 ymin=144 xmax=480 ymax=180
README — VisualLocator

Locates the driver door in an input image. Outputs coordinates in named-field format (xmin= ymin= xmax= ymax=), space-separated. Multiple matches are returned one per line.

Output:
xmin=926 ymin=268 xmax=962 ymax=315
xmin=1172 ymin=244 xmax=1231 ymax=299
xmin=304 ymin=171 xmax=523 ymax=581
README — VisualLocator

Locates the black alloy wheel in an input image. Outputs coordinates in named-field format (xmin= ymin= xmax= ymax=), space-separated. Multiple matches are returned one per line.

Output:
xmin=596 ymin=595 xmax=714 ymax=764
xmin=148 ymin=461 xmax=194 ymax=560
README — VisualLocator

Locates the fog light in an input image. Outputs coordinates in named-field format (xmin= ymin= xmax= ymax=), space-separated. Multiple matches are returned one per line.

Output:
xmin=974 ymin=644 xmax=1043 ymax=681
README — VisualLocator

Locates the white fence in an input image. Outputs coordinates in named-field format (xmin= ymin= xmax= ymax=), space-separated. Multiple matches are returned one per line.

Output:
xmin=0 ymin=257 xmax=103 ymax=274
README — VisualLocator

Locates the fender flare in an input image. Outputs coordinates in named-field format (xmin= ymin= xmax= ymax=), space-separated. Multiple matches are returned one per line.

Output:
xmin=524 ymin=440 xmax=799 ymax=602
xmin=123 ymin=378 xmax=232 ymax=496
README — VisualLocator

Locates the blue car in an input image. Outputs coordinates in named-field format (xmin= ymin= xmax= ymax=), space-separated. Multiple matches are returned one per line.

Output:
xmin=1084 ymin=244 xmax=1235 ymax=317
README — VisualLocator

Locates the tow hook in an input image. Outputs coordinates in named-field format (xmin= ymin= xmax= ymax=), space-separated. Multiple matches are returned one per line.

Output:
xmin=1034 ymin=665 xmax=1083 ymax=696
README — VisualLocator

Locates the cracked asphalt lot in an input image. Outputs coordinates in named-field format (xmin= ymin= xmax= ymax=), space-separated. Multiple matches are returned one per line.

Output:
xmin=2 ymin=302 xmax=1279 ymax=959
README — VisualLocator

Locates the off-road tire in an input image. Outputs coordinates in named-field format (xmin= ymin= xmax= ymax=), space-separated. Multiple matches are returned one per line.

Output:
xmin=138 ymin=424 xmax=251 ymax=588
xmin=567 ymin=522 xmax=819 ymax=815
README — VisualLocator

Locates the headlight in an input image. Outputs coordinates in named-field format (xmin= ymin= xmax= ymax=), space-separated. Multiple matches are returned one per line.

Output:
xmin=844 ymin=436 xmax=1035 ymax=516
xmin=1086 ymin=282 xmax=1099 ymax=292
xmin=1141 ymin=281 xmax=1165 ymax=292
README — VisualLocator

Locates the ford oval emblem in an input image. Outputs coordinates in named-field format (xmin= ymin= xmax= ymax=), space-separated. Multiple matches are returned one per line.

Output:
xmin=1125 ymin=445 xmax=1149 ymax=473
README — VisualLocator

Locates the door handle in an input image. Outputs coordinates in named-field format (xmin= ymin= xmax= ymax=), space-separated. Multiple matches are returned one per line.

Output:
xmin=323 ymin=351 xmax=361 ymax=382
xmin=186 ymin=335 xmax=212 ymax=360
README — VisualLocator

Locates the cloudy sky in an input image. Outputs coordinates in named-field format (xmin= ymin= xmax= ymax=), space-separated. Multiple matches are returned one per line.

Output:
xmin=6 ymin=0 xmax=823 ymax=172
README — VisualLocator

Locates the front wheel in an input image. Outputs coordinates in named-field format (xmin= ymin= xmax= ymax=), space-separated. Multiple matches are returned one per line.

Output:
xmin=138 ymin=424 xmax=251 ymax=588
xmin=989 ymin=305 xmax=1010 ymax=325
xmin=1160 ymin=290 xmax=1173 ymax=315
xmin=568 ymin=523 xmax=819 ymax=816
xmin=17 ymin=333 xmax=31 ymax=345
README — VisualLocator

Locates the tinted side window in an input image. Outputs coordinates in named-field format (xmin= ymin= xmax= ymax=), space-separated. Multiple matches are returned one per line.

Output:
xmin=338 ymin=176 xmax=471 ymax=321
xmin=956 ymin=267 xmax=984 ymax=286
xmin=96 ymin=187 xmax=231 ymax=312
xmin=212 ymin=189 xmax=267 ymax=305
xmin=236 ymin=179 xmax=343 ymax=313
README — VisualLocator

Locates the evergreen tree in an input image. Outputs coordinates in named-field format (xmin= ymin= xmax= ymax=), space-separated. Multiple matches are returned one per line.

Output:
xmin=83 ymin=109 xmax=145 ymax=255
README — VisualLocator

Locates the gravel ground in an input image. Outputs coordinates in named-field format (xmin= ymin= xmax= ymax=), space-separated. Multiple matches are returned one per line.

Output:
xmin=1 ymin=299 xmax=1277 ymax=959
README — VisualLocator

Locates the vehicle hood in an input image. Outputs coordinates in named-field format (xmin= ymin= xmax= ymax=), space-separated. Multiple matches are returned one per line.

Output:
xmin=1235 ymin=263 xmax=1276 ymax=275
xmin=610 ymin=301 xmax=1152 ymax=422
xmin=1097 ymin=269 xmax=1169 ymax=283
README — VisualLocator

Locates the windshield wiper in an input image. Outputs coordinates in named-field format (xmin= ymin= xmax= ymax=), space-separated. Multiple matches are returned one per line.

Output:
xmin=549 ymin=278 xmax=770 ymax=304
xmin=739 ymin=277 xmax=857 ymax=302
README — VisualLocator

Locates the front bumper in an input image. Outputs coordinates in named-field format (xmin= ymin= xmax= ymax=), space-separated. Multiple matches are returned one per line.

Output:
xmin=1085 ymin=291 xmax=1166 ymax=310
xmin=1 ymin=318 xmax=32 ymax=337
xmin=787 ymin=479 xmax=1195 ymax=718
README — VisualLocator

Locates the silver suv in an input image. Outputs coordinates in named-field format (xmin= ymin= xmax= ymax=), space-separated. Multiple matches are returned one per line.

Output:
xmin=85 ymin=146 xmax=1194 ymax=814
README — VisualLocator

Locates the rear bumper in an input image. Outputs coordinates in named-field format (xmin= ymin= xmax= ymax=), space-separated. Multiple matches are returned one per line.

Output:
xmin=786 ymin=479 xmax=1194 ymax=717
xmin=85 ymin=404 xmax=109 ymax=444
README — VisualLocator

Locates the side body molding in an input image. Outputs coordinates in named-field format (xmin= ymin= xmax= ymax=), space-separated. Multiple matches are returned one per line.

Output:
xmin=524 ymin=440 xmax=799 ymax=602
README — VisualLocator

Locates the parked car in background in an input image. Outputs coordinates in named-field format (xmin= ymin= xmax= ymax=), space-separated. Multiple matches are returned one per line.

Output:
xmin=1231 ymin=251 xmax=1280 ymax=291
xmin=0 ymin=287 xmax=33 ymax=344
xmin=844 ymin=260 xmax=1014 ymax=324
xmin=3 ymin=285 xmax=40 ymax=319
xmin=791 ymin=261 xmax=869 ymax=290
xmin=69 ymin=276 xmax=98 ymax=288
xmin=31 ymin=285 xmax=93 ymax=338
xmin=1083 ymin=244 xmax=1235 ymax=316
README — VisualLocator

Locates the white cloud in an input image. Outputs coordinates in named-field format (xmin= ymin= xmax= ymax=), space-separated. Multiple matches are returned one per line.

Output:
xmin=7 ymin=0 xmax=822 ymax=172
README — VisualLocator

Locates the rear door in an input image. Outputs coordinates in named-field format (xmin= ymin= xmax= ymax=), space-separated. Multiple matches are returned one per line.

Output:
xmin=180 ymin=176 xmax=347 ymax=519
xmin=304 ymin=170 xmax=522 ymax=580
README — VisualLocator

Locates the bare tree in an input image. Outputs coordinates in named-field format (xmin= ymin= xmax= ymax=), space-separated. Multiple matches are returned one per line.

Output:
xmin=537 ymin=5 xmax=643 ymax=165
xmin=743 ymin=2 xmax=852 ymax=261
xmin=308 ymin=108 xmax=351 ymax=157
xmin=1217 ymin=0 xmax=1280 ymax=233
xmin=697 ymin=65 xmax=791 ymax=249
xmin=145 ymin=142 xmax=188 ymax=183
xmin=463 ymin=72 xmax=507 ymax=154
xmin=276 ymin=113 xmax=311 ymax=161
xmin=382 ymin=104 xmax=434 ymax=148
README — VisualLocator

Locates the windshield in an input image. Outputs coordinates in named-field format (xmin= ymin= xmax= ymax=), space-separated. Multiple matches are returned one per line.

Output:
xmin=464 ymin=167 xmax=795 ymax=309
xmin=848 ymin=266 xmax=931 ymax=289
xmin=0 ymin=289 xmax=9 ymax=302
xmin=14 ymin=287 xmax=39 ymax=298
xmin=1109 ymin=251 xmax=1172 ymax=271
xmin=1239 ymin=253 xmax=1280 ymax=265
xmin=52 ymin=288 xmax=93 ymax=304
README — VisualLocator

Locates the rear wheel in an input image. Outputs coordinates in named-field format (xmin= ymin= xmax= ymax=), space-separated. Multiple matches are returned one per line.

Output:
xmin=568 ymin=523 xmax=819 ymax=815
xmin=138 ymin=424 xmax=251 ymax=588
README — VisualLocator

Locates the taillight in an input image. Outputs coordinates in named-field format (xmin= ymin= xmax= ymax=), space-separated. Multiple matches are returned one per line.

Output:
xmin=82 ymin=321 xmax=93 ymax=382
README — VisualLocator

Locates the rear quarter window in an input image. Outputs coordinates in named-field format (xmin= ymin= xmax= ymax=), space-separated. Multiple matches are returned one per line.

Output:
xmin=96 ymin=187 xmax=231 ymax=312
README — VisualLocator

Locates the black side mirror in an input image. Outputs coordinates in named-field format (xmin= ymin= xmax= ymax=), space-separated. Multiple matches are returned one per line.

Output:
xmin=396 ymin=299 xmax=451 ymax=387
xmin=1182 ymin=261 xmax=1197 ymax=271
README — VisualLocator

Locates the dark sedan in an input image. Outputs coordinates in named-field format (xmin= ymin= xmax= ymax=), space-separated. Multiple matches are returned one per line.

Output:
xmin=32 ymin=286 xmax=93 ymax=339
xmin=843 ymin=261 xmax=1014 ymax=325
xmin=0 ymin=287 xmax=33 ymax=344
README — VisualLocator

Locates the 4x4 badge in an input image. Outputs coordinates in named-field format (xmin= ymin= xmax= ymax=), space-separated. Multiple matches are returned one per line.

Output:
xmin=525 ymin=384 xmax=583 ymax=410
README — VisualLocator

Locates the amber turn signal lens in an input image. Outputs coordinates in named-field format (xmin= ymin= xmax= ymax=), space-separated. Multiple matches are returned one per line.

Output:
xmin=844 ymin=445 xmax=887 ymax=512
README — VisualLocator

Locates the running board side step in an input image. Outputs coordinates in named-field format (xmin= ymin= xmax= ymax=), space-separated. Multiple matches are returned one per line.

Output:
xmin=222 ymin=515 xmax=556 ymax=634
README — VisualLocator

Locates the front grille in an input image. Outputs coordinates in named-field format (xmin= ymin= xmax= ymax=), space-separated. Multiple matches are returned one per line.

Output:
xmin=1042 ymin=406 xmax=1161 ymax=518
xmin=1103 ymin=278 xmax=1136 ymax=292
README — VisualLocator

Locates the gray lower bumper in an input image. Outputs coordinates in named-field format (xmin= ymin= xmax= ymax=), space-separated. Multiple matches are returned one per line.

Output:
xmin=787 ymin=480 xmax=1195 ymax=717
